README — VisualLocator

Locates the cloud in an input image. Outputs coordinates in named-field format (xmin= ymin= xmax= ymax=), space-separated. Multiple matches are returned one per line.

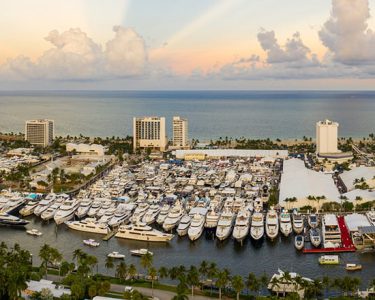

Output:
xmin=319 ymin=0 xmax=375 ymax=65
xmin=0 ymin=26 xmax=147 ymax=81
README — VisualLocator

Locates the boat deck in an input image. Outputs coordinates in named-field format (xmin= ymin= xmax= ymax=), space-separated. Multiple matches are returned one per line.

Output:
xmin=303 ymin=216 xmax=356 ymax=254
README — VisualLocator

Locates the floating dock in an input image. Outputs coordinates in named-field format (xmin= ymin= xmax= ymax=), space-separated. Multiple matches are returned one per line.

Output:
xmin=303 ymin=215 xmax=356 ymax=254
xmin=103 ymin=230 xmax=117 ymax=241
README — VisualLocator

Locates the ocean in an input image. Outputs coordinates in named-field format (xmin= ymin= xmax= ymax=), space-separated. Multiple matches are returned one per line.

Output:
xmin=1 ymin=90 xmax=375 ymax=140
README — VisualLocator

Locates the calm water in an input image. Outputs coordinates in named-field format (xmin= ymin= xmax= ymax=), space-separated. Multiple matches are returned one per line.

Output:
xmin=0 ymin=216 xmax=374 ymax=287
xmin=1 ymin=90 xmax=375 ymax=140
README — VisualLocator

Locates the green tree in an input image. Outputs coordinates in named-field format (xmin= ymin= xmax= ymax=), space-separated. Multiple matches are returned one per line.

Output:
xmin=186 ymin=266 xmax=200 ymax=297
xmin=215 ymin=269 xmax=230 ymax=300
xmin=231 ymin=275 xmax=244 ymax=300
xmin=116 ymin=261 xmax=128 ymax=282
xmin=105 ymin=257 xmax=114 ymax=275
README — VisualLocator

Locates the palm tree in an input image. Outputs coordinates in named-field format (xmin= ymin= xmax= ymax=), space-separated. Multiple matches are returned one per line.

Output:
xmin=199 ymin=260 xmax=208 ymax=289
xmin=216 ymin=270 xmax=230 ymax=300
xmin=140 ymin=252 xmax=153 ymax=274
xmin=280 ymin=271 xmax=292 ymax=296
xmin=322 ymin=276 xmax=330 ymax=297
xmin=186 ymin=266 xmax=200 ymax=297
xmin=105 ymin=256 xmax=114 ymax=275
xmin=231 ymin=275 xmax=244 ymax=300
xmin=259 ymin=273 xmax=268 ymax=295
xmin=246 ymin=272 xmax=260 ymax=295
xmin=148 ymin=267 xmax=158 ymax=297
xmin=72 ymin=248 xmax=84 ymax=265
xmin=207 ymin=262 xmax=218 ymax=294
xmin=116 ymin=261 xmax=128 ymax=282
xmin=158 ymin=266 xmax=169 ymax=280
xmin=128 ymin=264 xmax=137 ymax=281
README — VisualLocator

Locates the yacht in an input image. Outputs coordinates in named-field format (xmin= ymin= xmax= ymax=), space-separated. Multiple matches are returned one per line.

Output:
xmin=65 ymin=218 xmax=110 ymax=234
xmin=319 ymin=255 xmax=339 ymax=265
xmin=87 ymin=200 xmax=102 ymax=217
xmin=310 ymin=228 xmax=321 ymax=247
xmin=308 ymin=214 xmax=319 ymax=228
xmin=292 ymin=213 xmax=304 ymax=234
xmin=130 ymin=248 xmax=153 ymax=256
xmin=131 ymin=202 xmax=149 ymax=223
xmin=54 ymin=199 xmax=80 ymax=225
xmin=142 ymin=204 xmax=161 ymax=225
xmin=26 ymin=229 xmax=43 ymax=236
xmin=188 ymin=213 xmax=205 ymax=241
xmin=265 ymin=209 xmax=279 ymax=240
xmin=156 ymin=204 xmax=170 ymax=225
xmin=107 ymin=251 xmax=125 ymax=259
xmin=83 ymin=239 xmax=100 ymax=247
xmin=34 ymin=195 xmax=56 ymax=216
xmin=115 ymin=222 xmax=174 ymax=242
xmin=232 ymin=208 xmax=251 ymax=242
xmin=294 ymin=235 xmax=304 ymax=250
xmin=0 ymin=213 xmax=29 ymax=227
xmin=250 ymin=211 xmax=264 ymax=241
xmin=1 ymin=196 xmax=27 ymax=214
xmin=204 ymin=209 xmax=220 ymax=230
xmin=41 ymin=202 xmax=62 ymax=221
xmin=163 ymin=202 xmax=184 ymax=232
xmin=216 ymin=208 xmax=235 ymax=241
xmin=96 ymin=201 xmax=115 ymax=218
xmin=98 ymin=206 xmax=117 ymax=224
xmin=75 ymin=199 xmax=92 ymax=219
xmin=279 ymin=211 xmax=292 ymax=237
xmin=322 ymin=214 xmax=341 ymax=248
xmin=177 ymin=214 xmax=191 ymax=237
xmin=108 ymin=203 xmax=135 ymax=227
xmin=19 ymin=198 xmax=40 ymax=217
xmin=366 ymin=210 xmax=375 ymax=226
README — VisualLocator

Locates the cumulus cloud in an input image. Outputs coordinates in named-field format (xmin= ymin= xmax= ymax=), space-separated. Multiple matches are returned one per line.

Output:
xmin=319 ymin=0 xmax=375 ymax=65
xmin=0 ymin=26 xmax=147 ymax=81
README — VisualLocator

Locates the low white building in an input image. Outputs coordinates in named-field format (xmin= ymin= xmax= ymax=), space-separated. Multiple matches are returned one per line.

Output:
xmin=24 ymin=279 xmax=70 ymax=298
xmin=66 ymin=143 xmax=105 ymax=156
xmin=175 ymin=149 xmax=288 ymax=159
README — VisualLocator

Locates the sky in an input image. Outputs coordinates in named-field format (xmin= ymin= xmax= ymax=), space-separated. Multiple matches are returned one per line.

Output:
xmin=1 ymin=0 xmax=375 ymax=90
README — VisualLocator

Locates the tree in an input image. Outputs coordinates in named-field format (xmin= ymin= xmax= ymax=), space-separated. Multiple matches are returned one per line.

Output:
xmin=231 ymin=275 xmax=244 ymax=300
xmin=216 ymin=269 xmax=230 ymax=300
xmin=116 ymin=261 xmax=128 ymax=282
xmin=105 ymin=257 xmax=114 ymax=275
xmin=39 ymin=244 xmax=62 ymax=278
xmin=246 ymin=272 xmax=260 ymax=295
xmin=88 ymin=285 xmax=97 ymax=299
xmin=128 ymin=264 xmax=137 ymax=281
xmin=140 ymin=252 xmax=153 ymax=273
xmin=158 ymin=266 xmax=169 ymax=280
xmin=186 ymin=266 xmax=200 ymax=297
xmin=148 ymin=267 xmax=158 ymax=297
xmin=322 ymin=276 xmax=330 ymax=297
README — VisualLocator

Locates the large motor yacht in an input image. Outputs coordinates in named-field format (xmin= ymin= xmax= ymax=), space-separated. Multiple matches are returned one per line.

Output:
xmin=216 ymin=208 xmax=235 ymax=241
xmin=204 ymin=209 xmax=220 ymax=230
xmin=0 ymin=213 xmax=29 ymax=227
xmin=130 ymin=202 xmax=149 ymax=223
xmin=65 ymin=218 xmax=110 ymax=234
xmin=96 ymin=201 xmax=115 ymax=218
xmin=1 ymin=196 xmax=27 ymax=214
xmin=292 ymin=212 xmax=304 ymax=234
xmin=156 ymin=204 xmax=170 ymax=225
xmin=188 ymin=213 xmax=205 ymax=241
xmin=250 ymin=211 xmax=264 ymax=241
xmin=162 ymin=202 xmax=184 ymax=232
xmin=310 ymin=228 xmax=321 ymax=247
xmin=19 ymin=198 xmax=40 ymax=217
xmin=232 ymin=208 xmax=251 ymax=242
xmin=308 ymin=214 xmax=319 ymax=228
xmin=265 ymin=209 xmax=279 ymax=240
xmin=108 ymin=203 xmax=135 ymax=227
xmin=41 ymin=202 xmax=62 ymax=221
xmin=142 ymin=204 xmax=161 ymax=225
xmin=279 ymin=211 xmax=292 ymax=237
xmin=322 ymin=214 xmax=341 ymax=248
xmin=34 ymin=194 xmax=56 ymax=216
xmin=177 ymin=214 xmax=191 ymax=237
xmin=87 ymin=200 xmax=102 ymax=217
xmin=115 ymin=222 xmax=174 ymax=242
xmin=54 ymin=199 xmax=80 ymax=225
xmin=366 ymin=210 xmax=375 ymax=226
xmin=75 ymin=199 xmax=92 ymax=219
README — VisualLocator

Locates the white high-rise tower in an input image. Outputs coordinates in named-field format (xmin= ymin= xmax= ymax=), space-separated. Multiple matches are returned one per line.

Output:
xmin=316 ymin=119 xmax=339 ymax=154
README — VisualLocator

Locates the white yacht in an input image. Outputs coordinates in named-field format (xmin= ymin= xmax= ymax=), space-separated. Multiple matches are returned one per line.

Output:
xmin=294 ymin=235 xmax=304 ymax=250
xmin=107 ymin=251 xmax=125 ymax=259
xmin=99 ymin=206 xmax=117 ymax=224
xmin=279 ymin=211 xmax=292 ymax=237
xmin=162 ymin=202 xmax=184 ymax=232
xmin=26 ymin=229 xmax=43 ymax=236
xmin=65 ymin=218 xmax=110 ymax=234
xmin=310 ymin=228 xmax=321 ymax=247
xmin=322 ymin=214 xmax=341 ymax=248
xmin=265 ymin=209 xmax=279 ymax=240
xmin=177 ymin=214 xmax=191 ymax=237
xmin=204 ymin=209 xmax=220 ymax=229
xmin=19 ymin=198 xmax=40 ymax=217
xmin=1 ymin=196 xmax=27 ymax=214
xmin=96 ymin=201 xmax=115 ymax=218
xmin=130 ymin=248 xmax=153 ymax=256
xmin=41 ymin=202 xmax=62 ymax=221
xmin=87 ymin=200 xmax=102 ymax=217
xmin=156 ymin=204 xmax=170 ymax=225
xmin=142 ymin=204 xmax=161 ymax=225
xmin=108 ymin=203 xmax=135 ymax=227
xmin=232 ymin=208 xmax=251 ymax=242
xmin=54 ymin=199 xmax=80 ymax=225
xmin=75 ymin=199 xmax=92 ymax=219
xmin=292 ymin=213 xmax=304 ymax=234
xmin=366 ymin=210 xmax=375 ymax=226
xmin=115 ymin=222 xmax=174 ymax=242
xmin=250 ymin=211 xmax=264 ymax=241
xmin=216 ymin=208 xmax=235 ymax=241
xmin=34 ymin=195 xmax=56 ymax=216
xmin=188 ymin=213 xmax=205 ymax=241
xmin=308 ymin=214 xmax=319 ymax=228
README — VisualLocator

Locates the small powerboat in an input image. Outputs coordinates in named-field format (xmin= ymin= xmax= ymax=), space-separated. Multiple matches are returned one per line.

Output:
xmin=107 ymin=251 xmax=125 ymax=259
xmin=294 ymin=235 xmax=304 ymax=250
xmin=83 ymin=239 xmax=100 ymax=247
xmin=130 ymin=248 xmax=153 ymax=256
xmin=345 ymin=263 xmax=362 ymax=271
xmin=26 ymin=229 xmax=42 ymax=236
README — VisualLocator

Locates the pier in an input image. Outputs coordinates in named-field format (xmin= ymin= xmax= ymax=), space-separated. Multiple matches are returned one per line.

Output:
xmin=303 ymin=215 xmax=356 ymax=254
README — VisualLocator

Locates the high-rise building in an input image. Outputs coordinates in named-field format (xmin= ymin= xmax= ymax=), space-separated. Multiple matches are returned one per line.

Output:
xmin=316 ymin=119 xmax=339 ymax=154
xmin=133 ymin=117 xmax=167 ymax=151
xmin=25 ymin=119 xmax=54 ymax=147
xmin=172 ymin=116 xmax=188 ymax=149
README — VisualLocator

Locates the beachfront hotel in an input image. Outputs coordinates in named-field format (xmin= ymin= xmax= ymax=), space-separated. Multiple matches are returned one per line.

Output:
xmin=133 ymin=116 xmax=167 ymax=152
xmin=172 ymin=116 xmax=189 ymax=149
xmin=316 ymin=119 xmax=339 ymax=155
xmin=25 ymin=119 xmax=54 ymax=147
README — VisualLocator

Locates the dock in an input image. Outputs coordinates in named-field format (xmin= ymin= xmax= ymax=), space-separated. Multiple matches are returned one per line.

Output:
xmin=303 ymin=215 xmax=356 ymax=254
xmin=103 ymin=230 xmax=117 ymax=241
